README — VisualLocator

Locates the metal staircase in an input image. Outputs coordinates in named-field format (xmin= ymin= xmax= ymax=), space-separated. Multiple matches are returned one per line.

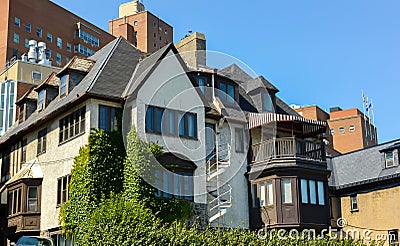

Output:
xmin=206 ymin=143 xmax=232 ymax=225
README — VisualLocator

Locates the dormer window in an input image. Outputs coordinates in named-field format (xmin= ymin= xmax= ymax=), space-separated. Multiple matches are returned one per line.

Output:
xmin=60 ymin=75 xmax=67 ymax=96
xmin=263 ymin=92 xmax=273 ymax=111
xmin=219 ymin=81 xmax=235 ymax=103
xmin=38 ymin=90 xmax=45 ymax=111
xmin=385 ymin=151 xmax=394 ymax=168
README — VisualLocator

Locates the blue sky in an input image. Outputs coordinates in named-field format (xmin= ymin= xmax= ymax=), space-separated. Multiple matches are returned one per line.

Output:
xmin=53 ymin=0 xmax=400 ymax=143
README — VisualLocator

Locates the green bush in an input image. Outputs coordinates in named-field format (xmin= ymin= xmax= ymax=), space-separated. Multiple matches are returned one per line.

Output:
xmin=61 ymin=127 xmax=383 ymax=246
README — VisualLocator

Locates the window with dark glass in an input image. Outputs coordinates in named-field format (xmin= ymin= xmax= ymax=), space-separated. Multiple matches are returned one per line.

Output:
xmin=59 ymin=107 xmax=86 ymax=143
xmin=14 ymin=17 xmax=20 ymax=27
xmin=154 ymin=170 xmax=193 ymax=201
xmin=263 ymin=93 xmax=273 ymax=111
xmin=8 ymin=188 xmax=21 ymax=216
xmin=219 ymin=82 xmax=235 ymax=103
xmin=1 ymin=150 xmax=10 ymax=183
xmin=146 ymin=105 xmax=197 ymax=139
xmin=38 ymin=90 xmax=45 ymax=111
xmin=21 ymin=139 xmax=27 ymax=163
xmin=235 ymin=128 xmax=244 ymax=153
xmin=251 ymin=183 xmax=258 ymax=208
xmin=145 ymin=106 xmax=164 ymax=133
xmin=27 ymin=186 xmax=38 ymax=212
xmin=350 ymin=195 xmax=358 ymax=212
xmin=37 ymin=128 xmax=47 ymax=155
xmin=60 ymin=75 xmax=67 ymax=96
xmin=197 ymin=77 xmax=207 ymax=94
xmin=57 ymin=175 xmax=70 ymax=206
xmin=26 ymin=23 xmax=31 ymax=33
xmin=36 ymin=27 xmax=42 ymax=38
xmin=99 ymin=105 xmax=119 ymax=131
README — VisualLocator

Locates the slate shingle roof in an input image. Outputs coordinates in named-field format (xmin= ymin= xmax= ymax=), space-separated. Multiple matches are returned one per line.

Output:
xmin=0 ymin=37 xmax=143 ymax=147
xmin=329 ymin=139 xmax=400 ymax=189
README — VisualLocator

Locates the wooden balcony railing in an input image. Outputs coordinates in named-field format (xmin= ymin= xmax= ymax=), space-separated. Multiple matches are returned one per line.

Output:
xmin=252 ymin=137 xmax=326 ymax=164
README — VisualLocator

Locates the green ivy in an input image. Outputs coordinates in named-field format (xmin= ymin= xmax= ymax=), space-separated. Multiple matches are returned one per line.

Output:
xmin=60 ymin=127 xmax=383 ymax=246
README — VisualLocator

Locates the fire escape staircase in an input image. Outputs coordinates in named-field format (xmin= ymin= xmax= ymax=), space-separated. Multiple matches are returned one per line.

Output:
xmin=206 ymin=144 xmax=232 ymax=224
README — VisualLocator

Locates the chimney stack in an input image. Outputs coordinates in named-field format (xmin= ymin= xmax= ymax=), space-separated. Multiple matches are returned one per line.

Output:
xmin=175 ymin=32 xmax=206 ymax=69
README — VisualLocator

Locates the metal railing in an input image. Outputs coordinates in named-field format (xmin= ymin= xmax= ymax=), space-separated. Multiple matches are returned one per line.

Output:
xmin=252 ymin=137 xmax=326 ymax=163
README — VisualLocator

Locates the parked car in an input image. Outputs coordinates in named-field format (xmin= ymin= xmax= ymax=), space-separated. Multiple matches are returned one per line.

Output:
xmin=12 ymin=236 xmax=53 ymax=246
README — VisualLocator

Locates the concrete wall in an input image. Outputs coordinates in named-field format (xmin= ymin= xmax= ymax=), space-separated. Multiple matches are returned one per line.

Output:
xmin=340 ymin=186 xmax=400 ymax=246
xmin=0 ymin=61 xmax=59 ymax=84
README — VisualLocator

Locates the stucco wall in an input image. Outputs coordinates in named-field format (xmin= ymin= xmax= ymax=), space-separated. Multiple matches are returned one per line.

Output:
xmin=340 ymin=186 xmax=400 ymax=246
xmin=133 ymin=50 xmax=207 ymax=204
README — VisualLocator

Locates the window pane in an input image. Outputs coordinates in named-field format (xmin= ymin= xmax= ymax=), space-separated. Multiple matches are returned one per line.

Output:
xmin=178 ymin=112 xmax=185 ymax=136
xmin=263 ymin=93 xmax=273 ymax=111
xmin=188 ymin=113 xmax=196 ymax=138
xmin=282 ymin=179 xmax=292 ymax=204
xmin=156 ymin=108 xmax=164 ymax=133
xmin=251 ymin=184 xmax=258 ymax=208
xmin=99 ymin=105 xmax=109 ymax=130
xmin=267 ymin=181 xmax=274 ymax=205
xmin=301 ymin=179 xmax=309 ymax=204
xmin=317 ymin=181 xmax=325 ymax=205
xmin=145 ymin=106 xmax=154 ymax=131
xmin=27 ymin=187 xmax=38 ymax=212
xmin=57 ymin=178 xmax=62 ymax=205
xmin=259 ymin=183 xmax=265 ymax=207
xmin=163 ymin=171 xmax=172 ymax=198
xmin=235 ymin=128 xmax=244 ymax=152
xmin=198 ymin=77 xmax=206 ymax=94
xmin=167 ymin=110 xmax=176 ymax=135
xmin=220 ymin=83 xmax=227 ymax=101
xmin=173 ymin=175 xmax=181 ymax=199
xmin=309 ymin=180 xmax=317 ymax=204
xmin=227 ymin=84 xmax=235 ymax=103
xmin=60 ymin=75 xmax=67 ymax=95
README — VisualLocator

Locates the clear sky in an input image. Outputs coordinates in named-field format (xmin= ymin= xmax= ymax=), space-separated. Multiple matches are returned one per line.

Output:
xmin=53 ymin=0 xmax=400 ymax=143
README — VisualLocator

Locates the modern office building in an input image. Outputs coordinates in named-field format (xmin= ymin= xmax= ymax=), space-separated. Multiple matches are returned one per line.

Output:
xmin=109 ymin=0 xmax=173 ymax=54
xmin=0 ymin=0 xmax=115 ymax=68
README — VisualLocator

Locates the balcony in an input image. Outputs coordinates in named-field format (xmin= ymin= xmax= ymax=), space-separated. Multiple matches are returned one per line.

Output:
xmin=252 ymin=137 xmax=326 ymax=164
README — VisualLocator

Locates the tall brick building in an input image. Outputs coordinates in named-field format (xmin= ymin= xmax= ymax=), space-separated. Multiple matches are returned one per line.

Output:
xmin=0 ymin=0 xmax=115 ymax=68
xmin=109 ymin=0 xmax=173 ymax=54
xmin=295 ymin=105 xmax=378 ymax=154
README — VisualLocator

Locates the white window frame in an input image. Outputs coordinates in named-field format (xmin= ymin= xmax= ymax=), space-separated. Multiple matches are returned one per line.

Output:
xmin=385 ymin=151 xmax=394 ymax=168
xmin=350 ymin=195 xmax=358 ymax=212
xmin=281 ymin=179 xmax=292 ymax=204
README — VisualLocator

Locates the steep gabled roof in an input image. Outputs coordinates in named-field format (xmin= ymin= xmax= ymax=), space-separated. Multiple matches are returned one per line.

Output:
xmin=122 ymin=43 xmax=172 ymax=98
xmin=245 ymin=76 xmax=279 ymax=93
xmin=219 ymin=64 xmax=254 ymax=82
xmin=35 ymin=72 xmax=60 ymax=91
xmin=0 ymin=37 xmax=142 ymax=146
xmin=16 ymin=86 xmax=38 ymax=104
